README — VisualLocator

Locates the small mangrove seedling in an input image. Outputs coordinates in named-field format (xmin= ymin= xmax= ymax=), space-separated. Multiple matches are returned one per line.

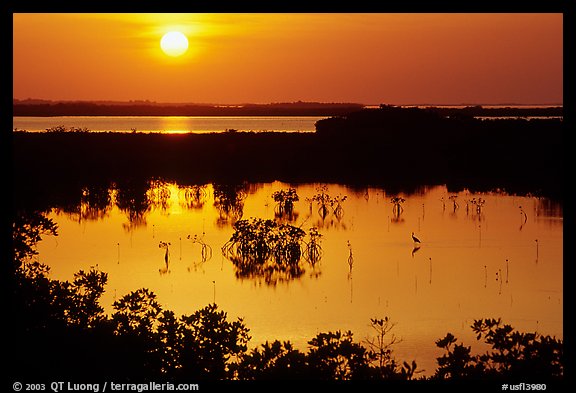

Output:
xmin=187 ymin=233 xmax=213 ymax=263
xmin=331 ymin=194 xmax=348 ymax=219
xmin=347 ymin=240 xmax=354 ymax=274
xmin=390 ymin=196 xmax=405 ymax=217
xmin=272 ymin=188 xmax=299 ymax=217
xmin=159 ymin=241 xmax=171 ymax=274
xmin=304 ymin=227 xmax=323 ymax=265
xmin=449 ymin=195 xmax=459 ymax=212
xmin=470 ymin=197 xmax=486 ymax=215
xmin=311 ymin=186 xmax=333 ymax=219
xmin=309 ymin=186 xmax=348 ymax=220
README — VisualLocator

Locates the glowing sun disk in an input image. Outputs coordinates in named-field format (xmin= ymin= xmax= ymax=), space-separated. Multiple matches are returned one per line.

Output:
xmin=160 ymin=31 xmax=189 ymax=57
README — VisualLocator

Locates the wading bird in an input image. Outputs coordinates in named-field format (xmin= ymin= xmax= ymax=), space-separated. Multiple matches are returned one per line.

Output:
xmin=411 ymin=232 xmax=421 ymax=244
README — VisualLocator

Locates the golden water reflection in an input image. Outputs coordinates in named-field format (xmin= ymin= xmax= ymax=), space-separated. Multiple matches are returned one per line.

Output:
xmin=37 ymin=181 xmax=563 ymax=376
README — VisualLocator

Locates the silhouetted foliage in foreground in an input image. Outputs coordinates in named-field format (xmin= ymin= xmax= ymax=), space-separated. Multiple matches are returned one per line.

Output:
xmin=434 ymin=320 xmax=563 ymax=381
xmin=8 ymin=212 xmax=563 ymax=382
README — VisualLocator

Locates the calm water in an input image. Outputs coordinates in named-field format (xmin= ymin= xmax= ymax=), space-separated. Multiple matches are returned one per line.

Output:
xmin=13 ymin=113 xmax=562 ymax=134
xmin=13 ymin=116 xmax=324 ymax=133
xmin=35 ymin=181 xmax=563 ymax=376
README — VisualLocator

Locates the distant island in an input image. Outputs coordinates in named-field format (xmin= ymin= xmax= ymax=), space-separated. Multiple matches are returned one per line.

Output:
xmin=12 ymin=99 xmax=562 ymax=118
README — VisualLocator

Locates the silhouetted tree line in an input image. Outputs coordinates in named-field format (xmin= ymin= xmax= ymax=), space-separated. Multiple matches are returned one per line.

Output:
xmin=13 ymin=105 xmax=563 ymax=203
xmin=7 ymin=211 xmax=564 ymax=385
xmin=423 ymin=105 xmax=562 ymax=118
xmin=314 ymin=105 xmax=563 ymax=198
xmin=13 ymin=101 xmax=364 ymax=117
xmin=314 ymin=104 xmax=563 ymax=135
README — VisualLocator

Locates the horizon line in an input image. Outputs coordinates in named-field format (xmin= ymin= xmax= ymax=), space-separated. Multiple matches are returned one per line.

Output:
xmin=13 ymin=98 xmax=564 ymax=107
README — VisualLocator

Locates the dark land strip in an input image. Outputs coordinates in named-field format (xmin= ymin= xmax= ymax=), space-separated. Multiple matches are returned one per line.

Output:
xmin=13 ymin=106 xmax=563 ymax=212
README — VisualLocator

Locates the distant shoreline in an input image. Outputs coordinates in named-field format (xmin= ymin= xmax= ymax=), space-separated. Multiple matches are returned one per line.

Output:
xmin=12 ymin=100 xmax=562 ymax=118
xmin=13 ymin=101 xmax=364 ymax=117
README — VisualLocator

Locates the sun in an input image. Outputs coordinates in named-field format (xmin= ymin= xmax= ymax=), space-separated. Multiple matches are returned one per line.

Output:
xmin=160 ymin=31 xmax=189 ymax=57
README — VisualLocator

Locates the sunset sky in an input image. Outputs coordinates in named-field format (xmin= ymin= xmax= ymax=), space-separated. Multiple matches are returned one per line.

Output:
xmin=13 ymin=13 xmax=563 ymax=105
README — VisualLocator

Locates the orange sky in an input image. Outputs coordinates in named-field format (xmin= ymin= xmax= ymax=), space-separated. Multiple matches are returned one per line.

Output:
xmin=12 ymin=13 xmax=563 ymax=105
